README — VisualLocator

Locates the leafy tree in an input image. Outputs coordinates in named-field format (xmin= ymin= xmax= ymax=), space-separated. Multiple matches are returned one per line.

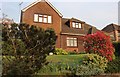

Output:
xmin=2 ymin=23 xmax=56 ymax=76
xmin=83 ymin=31 xmax=114 ymax=61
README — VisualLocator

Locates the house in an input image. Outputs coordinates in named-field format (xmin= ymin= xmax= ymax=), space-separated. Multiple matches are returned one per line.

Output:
xmin=102 ymin=23 xmax=120 ymax=42
xmin=21 ymin=0 xmax=99 ymax=52
xmin=0 ymin=18 xmax=14 ymax=28
xmin=1 ymin=18 xmax=14 ymax=25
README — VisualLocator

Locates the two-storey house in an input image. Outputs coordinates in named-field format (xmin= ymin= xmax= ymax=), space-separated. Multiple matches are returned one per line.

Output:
xmin=21 ymin=0 xmax=99 ymax=52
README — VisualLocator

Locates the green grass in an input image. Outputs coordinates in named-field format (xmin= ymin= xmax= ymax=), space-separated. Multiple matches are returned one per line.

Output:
xmin=46 ymin=54 xmax=86 ymax=63
xmin=37 ymin=54 xmax=87 ymax=75
xmin=2 ymin=54 xmax=88 ymax=75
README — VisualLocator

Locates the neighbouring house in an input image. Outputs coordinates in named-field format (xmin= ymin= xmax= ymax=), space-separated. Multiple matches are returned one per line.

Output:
xmin=0 ymin=18 xmax=14 ymax=25
xmin=21 ymin=0 xmax=99 ymax=52
xmin=0 ymin=18 xmax=14 ymax=28
xmin=102 ymin=23 xmax=120 ymax=42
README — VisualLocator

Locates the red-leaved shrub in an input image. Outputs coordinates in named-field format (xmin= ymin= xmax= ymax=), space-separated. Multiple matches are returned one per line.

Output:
xmin=83 ymin=31 xmax=114 ymax=61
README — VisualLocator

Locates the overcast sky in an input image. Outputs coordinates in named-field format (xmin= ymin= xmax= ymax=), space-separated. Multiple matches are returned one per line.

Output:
xmin=1 ymin=0 xmax=120 ymax=30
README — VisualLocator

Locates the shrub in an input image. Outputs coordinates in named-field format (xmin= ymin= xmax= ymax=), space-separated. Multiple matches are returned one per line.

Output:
xmin=37 ymin=62 xmax=73 ymax=75
xmin=68 ymin=51 xmax=78 ymax=55
xmin=82 ymin=54 xmax=108 ymax=71
xmin=105 ymin=57 xmax=120 ymax=73
xmin=68 ymin=50 xmax=85 ymax=55
xmin=75 ymin=64 xmax=104 ymax=76
xmin=2 ymin=23 xmax=56 ymax=76
xmin=112 ymin=42 xmax=120 ymax=56
xmin=38 ymin=54 xmax=107 ymax=76
xmin=53 ymin=48 xmax=68 ymax=55
xmin=83 ymin=31 xmax=114 ymax=61
xmin=74 ymin=54 xmax=108 ymax=76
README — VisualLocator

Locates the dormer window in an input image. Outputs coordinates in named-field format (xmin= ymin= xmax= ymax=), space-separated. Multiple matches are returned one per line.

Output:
xmin=72 ymin=22 xmax=82 ymax=28
xmin=34 ymin=14 xmax=52 ymax=23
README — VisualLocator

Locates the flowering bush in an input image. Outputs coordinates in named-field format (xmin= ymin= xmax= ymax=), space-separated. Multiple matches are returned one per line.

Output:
xmin=82 ymin=54 xmax=108 ymax=70
xmin=83 ymin=31 xmax=114 ymax=61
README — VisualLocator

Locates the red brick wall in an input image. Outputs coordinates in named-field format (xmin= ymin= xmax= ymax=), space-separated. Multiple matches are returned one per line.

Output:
xmin=21 ymin=1 xmax=62 ymax=48
xmin=60 ymin=34 xmax=84 ymax=52
xmin=21 ymin=2 xmax=62 ymax=34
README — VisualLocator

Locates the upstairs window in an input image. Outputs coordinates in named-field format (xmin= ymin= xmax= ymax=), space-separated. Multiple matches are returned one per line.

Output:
xmin=72 ymin=22 xmax=82 ymax=28
xmin=67 ymin=37 xmax=77 ymax=47
xmin=34 ymin=14 xmax=52 ymax=23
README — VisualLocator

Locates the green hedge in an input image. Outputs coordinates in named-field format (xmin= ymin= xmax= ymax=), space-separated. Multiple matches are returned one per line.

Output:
xmin=53 ymin=48 xmax=68 ymax=55
xmin=105 ymin=57 xmax=120 ymax=73
xmin=113 ymin=42 xmax=120 ymax=56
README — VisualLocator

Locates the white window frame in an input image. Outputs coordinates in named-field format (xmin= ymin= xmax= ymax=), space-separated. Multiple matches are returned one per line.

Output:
xmin=34 ymin=14 xmax=38 ymax=22
xmin=39 ymin=16 xmax=42 ymax=22
xmin=72 ymin=22 xmax=82 ymax=29
xmin=67 ymin=37 xmax=77 ymax=47
xmin=79 ymin=23 xmax=82 ymax=28
xmin=48 ymin=16 xmax=52 ymax=23
xmin=72 ymin=22 xmax=76 ymax=28
xmin=34 ymin=14 xmax=52 ymax=23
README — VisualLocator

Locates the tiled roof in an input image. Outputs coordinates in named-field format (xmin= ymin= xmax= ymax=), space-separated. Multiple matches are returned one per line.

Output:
xmin=71 ymin=18 xmax=85 ymax=23
xmin=102 ymin=23 xmax=120 ymax=32
xmin=61 ymin=18 xmax=99 ymax=35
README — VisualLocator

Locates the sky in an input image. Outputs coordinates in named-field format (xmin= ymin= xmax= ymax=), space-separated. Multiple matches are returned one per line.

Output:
xmin=0 ymin=0 xmax=120 ymax=30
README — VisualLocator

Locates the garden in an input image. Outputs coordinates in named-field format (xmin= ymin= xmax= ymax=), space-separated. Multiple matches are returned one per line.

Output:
xmin=2 ymin=23 xmax=120 ymax=76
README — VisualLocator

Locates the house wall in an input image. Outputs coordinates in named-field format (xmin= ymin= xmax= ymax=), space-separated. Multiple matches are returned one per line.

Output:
xmin=102 ymin=25 xmax=119 ymax=42
xmin=60 ymin=34 xmax=84 ymax=53
xmin=21 ymin=1 xmax=62 ymax=48
xmin=114 ymin=30 xmax=118 ymax=41
xmin=21 ymin=2 xmax=62 ymax=34
xmin=106 ymin=32 xmax=115 ymax=41
xmin=118 ymin=30 xmax=120 ymax=41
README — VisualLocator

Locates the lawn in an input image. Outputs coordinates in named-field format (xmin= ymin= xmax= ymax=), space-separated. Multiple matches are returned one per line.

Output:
xmin=46 ymin=54 xmax=86 ymax=64
xmin=37 ymin=54 xmax=87 ymax=75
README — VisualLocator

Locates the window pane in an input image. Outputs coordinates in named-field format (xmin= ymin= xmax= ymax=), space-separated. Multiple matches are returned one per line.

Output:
xmin=39 ymin=17 xmax=42 ymax=22
xmin=67 ymin=40 xmax=70 ymax=46
xmin=67 ymin=37 xmax=77 ymax=47
xmin=34 ymin=14 xmax=38 ymax=22
xmin=48 ymin=16 xmax=52 ymax=23
xmin=70 ymin=40 xmax=74 ymax=46
xmin=43 ymin=17 xmax=47 ymax=23
xmin=74 ymin=40 xmax=77 ymax=46
xmin=72 ymin=22 xmax=75 ymax=28
xmin=76 ymin=24 xmax=79 ymax=28
xmin=74 ymin=38 xmax=77 ymax=40
xmin=79 ymin=23 xmax=82 ymax=28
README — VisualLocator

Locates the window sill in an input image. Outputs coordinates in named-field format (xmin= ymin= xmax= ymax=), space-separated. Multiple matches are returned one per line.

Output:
xmin=33 ymin=21 xmax=52 ymax=24
xmin=67 ymin=46 xmax=78 ymax=48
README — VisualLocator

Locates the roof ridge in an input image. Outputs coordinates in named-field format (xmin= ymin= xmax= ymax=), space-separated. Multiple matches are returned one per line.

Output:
xmin=22 ymin=0 xmax=63 ymax=17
